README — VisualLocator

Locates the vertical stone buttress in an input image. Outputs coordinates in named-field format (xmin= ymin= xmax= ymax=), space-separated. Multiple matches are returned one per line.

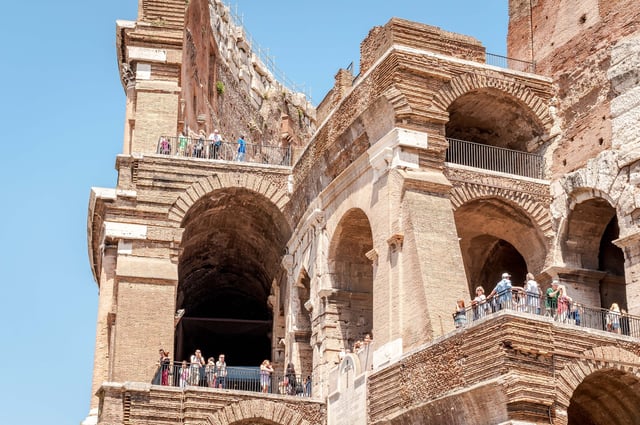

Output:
xmin=117 ymin=0 xmax=185 ymax=155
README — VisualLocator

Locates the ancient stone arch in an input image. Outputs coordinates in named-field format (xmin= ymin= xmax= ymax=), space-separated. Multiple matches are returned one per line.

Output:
xmin=555 ymin=346 xmax=640 ymax=424
xmin=449 ymin=179 xmax=553 ymax=238
xmin=168 ymin=173 xmax=291 ymax=225
xmin=431 ymin=72 xmax=553 ymax=128
xmin=552 ymin=153 xmax=638 ymax=237
xmin=205 ymin=399 xmax=312 ymax=425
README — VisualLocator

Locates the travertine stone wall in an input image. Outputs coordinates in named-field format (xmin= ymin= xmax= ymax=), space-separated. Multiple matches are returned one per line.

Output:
xmin=367 ymin=312 xmax=640 ymax=425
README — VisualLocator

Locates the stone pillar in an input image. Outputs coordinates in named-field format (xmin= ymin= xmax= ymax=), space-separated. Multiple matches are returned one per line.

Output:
xmin=122 ymin=74 xmax=136 ymax=155
xmin=398 ymin=169 xmax=469 ymax=346
xmin=84 ymin=246 xmax=118 ymax=424
xmin=543 ymin=266 xmax=606 ymax=307
xmin=111 ymin=255 xmax=177 ymax=383
xmin=614 ymin=232 xmax=640 ymax=315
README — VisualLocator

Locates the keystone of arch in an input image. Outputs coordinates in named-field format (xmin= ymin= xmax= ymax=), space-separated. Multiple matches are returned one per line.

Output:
xmin=168 ymin=173 xmax=290 ymax=225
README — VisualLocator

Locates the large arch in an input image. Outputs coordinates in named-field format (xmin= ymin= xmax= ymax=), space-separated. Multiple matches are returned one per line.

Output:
xmin=327 ymin=208 xmax=374 ymax=349
xmin=454 ymin=196 xmax=548 ymax=296
xmin=174 ymin=186 xmax=291 ymax=366
xmin=432 ymin=72 xmax=553 ymax=132
xmin=206 ymin=399 xmax=313 ymax=425
xmin=168 ymin=173 xmax=291 ymax=225
xmin=562 ymin=192 xmax=626 ymax=308
xmin=555 ymin=346 xmax=640 ymax=425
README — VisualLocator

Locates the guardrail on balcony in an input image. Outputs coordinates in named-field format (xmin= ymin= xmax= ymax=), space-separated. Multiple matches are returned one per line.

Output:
xmin=156 ymin=136 xmax=292 ymax=166
xmin=445 ymin=137 xmax=544 ymax=179
xmin=454 ymin=288 xmax=640 ymax=337
xmin=486 ymin=52 xmax=536 ymax=73
xmin=152 ymin=364 xmax=312 ymax=396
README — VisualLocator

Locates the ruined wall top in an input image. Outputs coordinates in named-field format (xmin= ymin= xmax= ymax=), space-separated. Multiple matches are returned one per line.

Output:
xmin=359 ymin=17 xmax=485 ymax=75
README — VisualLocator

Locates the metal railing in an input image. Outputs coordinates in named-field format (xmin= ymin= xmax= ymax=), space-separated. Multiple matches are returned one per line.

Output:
xmin=486 ymin=52 xmax=536 ymax=73
xmin=152 ymin=364 xmax=312 ymax=396
xmin=445 ymin=137 xmax=544 ymax=179
xmin=156 ymin=136 xmax=292 ymax=166
xmin=454 ymin=288 xmax=640 ymax=337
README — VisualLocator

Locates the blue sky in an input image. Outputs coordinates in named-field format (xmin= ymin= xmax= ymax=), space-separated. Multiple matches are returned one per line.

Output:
xmin=0 ymin=1 xmax=506 ymax=423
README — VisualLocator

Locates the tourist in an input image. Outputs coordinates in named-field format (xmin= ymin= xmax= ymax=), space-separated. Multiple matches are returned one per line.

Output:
xmin=190 ymin=349 xmax=205 ymax=386
xmin=179 ymin=360 xmax=189 ymax=388
xmin=158 ymin=137 xmax=171 ymax=155
xmin=177 ymin=131 xmax=188 ymax=156
xmin=557 ymin=285 xmax=573 ymax=322
xmin=194 ymin=131 xmax=205 ymax=158
xmin=524 ymin=273 xmax=541 ymax=315
xmin=363 ymin=333 xmax=372 ymax=346
xmin=205 ymin=357 xmax=216 ymax=387
xmin=209 ymin=129 xmax=222 ymax=159
xmin=304 ymin=375 xmax=312 ymax=397
xmin=545 ymin=280 xmax=561 ymax=317
xmin=607 ymin=303 xmax=621 ymax=334
xmin=260 ymin=359 xmax=274 ymax=393
xmin=285 ymin=363 xmax=297 ymax=395
xmin=215 ymin=354 xmax=227 ymax=389
xmin=236 ymin=135 xmax=246 ymax=161
xmin=472 ymin=286 xmax=489 ymax=320
xmin=159 ymin=349 xmax=171 ymax=386
xmin=453 ymin=299 xmax=467 ymax=328
xmin=488 ymin=272 xmax=513 ymax=311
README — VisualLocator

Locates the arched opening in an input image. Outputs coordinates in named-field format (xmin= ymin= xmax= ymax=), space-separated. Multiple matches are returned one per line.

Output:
xmin=454 ymin=198 xmax=546 ymax=297
xmin=468 ymin=236 xmax=528 ymax=295
xmin=328 ymin=209 xmax=374 ymax=350
xmin=564 ymin=197 xmax=626 ymax=309
xmin=175 ymin=188 xmax=291 ymax=366
xmin=568 ymin=368 xmax=640 ymax=425
xmin=445 ymin=88 xmax=545 ymax=152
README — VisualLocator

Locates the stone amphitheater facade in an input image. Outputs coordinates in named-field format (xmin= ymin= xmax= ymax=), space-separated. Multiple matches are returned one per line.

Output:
xmin=85 ymin=0 xmax=640 ymax=424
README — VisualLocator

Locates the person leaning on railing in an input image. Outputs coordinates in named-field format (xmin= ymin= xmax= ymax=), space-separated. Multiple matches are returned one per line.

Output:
xmin=488 ymin=272 xmax=513 ymax=311
xmin=524 ymin=273 xmax=541 ymax=315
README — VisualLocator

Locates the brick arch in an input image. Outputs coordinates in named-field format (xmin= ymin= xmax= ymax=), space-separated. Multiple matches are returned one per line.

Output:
xmin=555 ymin=346 xmax=640 ymax=417
xmin=553 ymin=156 xmax=635 ymax=232
xmin=431 ymin=72 xmax=552 ymax=127
xmin=449 ymin=181 xmax=553 ymax=238
xmin=205 ymin=399 xmax=312 ymax=425
xmin=168 ymin=173 xmax=290 ymax=225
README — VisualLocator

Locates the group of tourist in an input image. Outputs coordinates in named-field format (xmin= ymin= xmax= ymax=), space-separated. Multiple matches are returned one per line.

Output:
xmin=453 ymin=272 xmax=628 ymax=335
xmin=158 ymin=349 xmax=311 ymax=396
xmin=158 ymin=349 xmax=227 ymax=389
xmin=158 ymin=127 xmax=247 ymax=162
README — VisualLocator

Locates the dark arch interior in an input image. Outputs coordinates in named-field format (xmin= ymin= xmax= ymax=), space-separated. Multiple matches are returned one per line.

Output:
xmin=568 ymin=368 xmax=640 ymax=425
xmin=565 ymin=198 xmax=626 ymax=308
xmin=468 ymin=236 xmax=527 ymax=296
xmin=446 ymin=88 xmax=545 ymax=152
xmin=175 ymin=188 xmax=291 ymax=365
xmin=454 ymin=198 xmax=546 ymax=297
xmin=329 ymin=209 xmax=374 ymax=348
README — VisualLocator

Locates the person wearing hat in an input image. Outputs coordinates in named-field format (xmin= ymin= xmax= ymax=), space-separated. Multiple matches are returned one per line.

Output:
xmin=488 ymin=272 xmax=513 ymax=311
xmin=545 ymin=279 xmax=561 ymax=318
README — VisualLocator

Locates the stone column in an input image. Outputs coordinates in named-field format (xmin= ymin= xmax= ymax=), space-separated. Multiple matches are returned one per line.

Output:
xmin=614 ymin=232 xmax=640 ymax=315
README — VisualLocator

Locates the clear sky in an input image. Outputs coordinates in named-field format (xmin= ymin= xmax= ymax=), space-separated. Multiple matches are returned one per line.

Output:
xmin=0 ymin=1 xmax=506 ymax=423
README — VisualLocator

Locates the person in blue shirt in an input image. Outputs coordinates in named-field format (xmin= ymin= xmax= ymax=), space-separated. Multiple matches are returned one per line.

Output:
xmin=237 ymin=135 xmax=246 ymax=161
xmin=488 ymin=272 xmax=513 ymax=311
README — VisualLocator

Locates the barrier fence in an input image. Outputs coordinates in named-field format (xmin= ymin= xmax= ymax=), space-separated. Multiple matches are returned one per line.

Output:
xmin=156 ymin=136 xmax=292 ymax=166
xmin=152 ymin=364 xmax=311 ymax=397
xmin=454 ymin=288 xmax=640 ymax=337
xmin=446 ymin=137 xmax=544 ymax=179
